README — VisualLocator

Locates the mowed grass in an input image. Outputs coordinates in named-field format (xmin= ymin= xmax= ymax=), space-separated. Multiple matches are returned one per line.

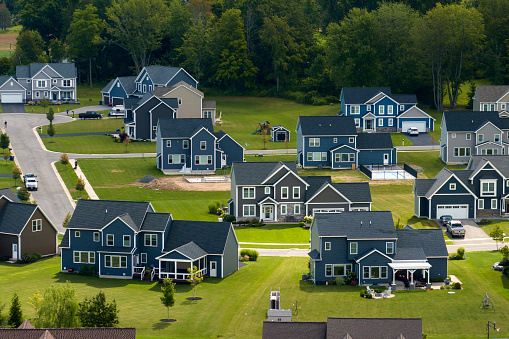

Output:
xmin=54 ymin=162 xmax=89 ymax=200
xmin=391 ymin=133 xmax=413 ymax=146
xmin=235 ymin=224 xmax=310 ymax=244
xmin=480 ymin=220 xmax=509 ymax=239
xmin=397 ymin=151 xmax=465 ymax=178
xmin=211 ymin=96 xmax=338 ymax=150
xmin=2 ymin=252 xmax=509 ymax=338
xmin=443 ymin=79 xmax=491 ymax=108
xmin=78 ymin=158 xmax=163 ymax=186
xmin=28 ymin=84 xmax=104 ymax=114
xmin=42 ymin=135 xmax=156 ymax=154
xmin=39 ymin=118 xmax=124 ymax=134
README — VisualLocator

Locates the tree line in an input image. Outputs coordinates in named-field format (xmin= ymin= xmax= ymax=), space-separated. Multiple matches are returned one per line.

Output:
xmin=3 ymin=0 xmax=509 ymax=109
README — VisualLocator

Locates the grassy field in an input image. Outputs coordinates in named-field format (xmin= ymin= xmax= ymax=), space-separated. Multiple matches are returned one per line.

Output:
xmin=235 ymin=224 xmax=309 ymax=244
xmin=397 ymin=151 xmax=465 ymax=178
xmin=28 ymin=84 xmax=105 ymax=114
xmin=480 ymin=220 xmax=509 ymax=239
xmin=39 ymin=118 xmax=123 ymax=134
xmin=1 ymin=252 xmax=509 ymax=338
xmin=54 ymin=162 xmax=89 ymax=200
xmin=443 ymin=79 xmax=491 ymax=108
xmin=391 ymin=133 xmax=413 ymax=146
xmin=42 ymin=135 xmax=156 ymax=154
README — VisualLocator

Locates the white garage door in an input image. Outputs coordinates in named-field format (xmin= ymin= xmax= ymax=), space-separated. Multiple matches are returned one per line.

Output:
xmin=436 ymin=205 xmax=469 ymax=219
xmin=402 ymin=121 xmax=427 ymax=132
xmin=1 ymin=93 xmax=23 ymax=103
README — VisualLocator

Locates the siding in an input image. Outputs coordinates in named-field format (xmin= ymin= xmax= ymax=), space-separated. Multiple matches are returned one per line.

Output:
xmin=134 ymin=97 xmax=160 ymax=140
xmin=190 ymin=129 xmax=216 ymax=171
xmin=358 ymin=149 xmax=395 ymax=166
xmin=218 ymin=136 xmax=244 ymax=166
xmin=20 ymin=209 xmax=57 ymax=256
xmin=161 ymin=137 xmax=191 ymax=170
xmin=150 ymin=103 xmax=175 ymax=140
xmin=168 ymin=71 xmax=198 ymax=88
xmin=358 ymin=250 xmax=393 ymax=285
xmin=428 ymin=258 xmax=448 ymax=279
xmin=221 ymin=227 xmax=239 ymax=277
xmin=137 ymin=231 xmax=164 ymax=267
xmin=0 ymin=233 xmax=17 ymax=260
xmin=163 ymin=86 xmax=201 ymax=118
xmin=430 ymin=195 xmax=476 ymax=219
xmin=109 ymin=81 xmax=128 ymax=99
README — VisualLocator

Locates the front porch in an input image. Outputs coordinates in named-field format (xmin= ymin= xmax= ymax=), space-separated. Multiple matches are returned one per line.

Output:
xmin=158 ymin=257 xmax=207 ymax=282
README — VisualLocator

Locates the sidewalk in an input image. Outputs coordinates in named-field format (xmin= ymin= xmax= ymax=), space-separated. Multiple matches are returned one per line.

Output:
xmin=70 ymin=159 xmax=99 ymax=200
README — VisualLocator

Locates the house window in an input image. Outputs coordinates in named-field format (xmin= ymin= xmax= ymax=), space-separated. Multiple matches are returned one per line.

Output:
xmin=349 ymin=137 xmax=354 ymax=143
xmin=363 ymin=266 xmax=370 ymax=279
xmin=141 ymin=253 xmax=147 ymax=264
xmin=325 ymin=264 xmax=333 ymax=277
xmin=93 ymin=232 xmax=100 ymax=242
xmin=200 ymin=141 xmax=206 ymax=150
xmin=333 ymin=138 xmax=337 ymax=143
xmin=364 ymin=266 xmax=388 ymax=279
xmin=378 ymin=119 xmax=383 ymax=127
xmin=243 ymin=205 xmax=255 ymax=216
xmin=75 ymin=231 xmax=80 ymax=238
xmin=483 ymin=104 xmax=488 ymax=111
xmin=63 ymin=79 xmax=71 ymax=87
xmin=166 ymin=140 xmax=171 ymax=147
xmin=450 ymin=183 xmax=456 ymax=190
xmin=144 ymin=234 xmax=157 ymax=246
xmin=43 ymin=91 xmax=48 ymax=97
xmin=178 ymin=98 xmax=182 ymax=105
xmin=481 ymin=180 xmax=496 ymax=196
xmin=338 ymin=153 xmax=355 ymax=162
xmin=379 ymin=106 xmax=385 ymax=115
xmin=466 ymin=133 xmax=471 ymax=140
xmin=294 ymin=204 xmax=301 ymax=214
xmin=495 ymin=134 xmax=500 ymax=142
xmin=74 ymin=251 xmax=95 ymax=264
xmin=106 ymin=234 xmax=114 ymax=246
xmin=490 ymin=104 xmax=495 ymax=111
xmin=265 ymin=187 xmax=270 ymax=194
xmin=387 ymin=106 xmax=393 ymax=115
xmin=452 ymin=133 xmax=456 ymax=138
xmin=325 ymin=242 xmax=331 ymax=251
xmin=168 ymin=154 xmax=185 ymax=164
xmin=105 ymin=255 xmax=127 ymax=268
xmin=309 ymin=138 xmax=320 ymax=147
xmin=27 ymin=91 xmax=31 ymax=95
xmin=194 ymin=155 xmax=212 ymax=165
xmin=478 ymin=134 xmax=484 ymax=142
xmin=388 ymin=119 xmax=393 ymax=127
xmin=386 ymin=242 xmax=394 ymax=254
xmin=281 ymin=205 xmax=287 ymax=215
xmin=349 ymin=242 xmax=357 ymax=255
xmin=454 ymin=147 xmax=471 ymax=157
xmin=478 ymin=199 xmax=484 ymax=209
xmin=153 ymin=126 xmax=157 ymax=131
xmin=281 ymin=187 xmax=288 ymax=199
xmin=243 ymin=187 xmax=255 ymax=199
xmin=293 ymin=187 xmax=300 ymax=199
xmin=32 ymin=219 xmax=42 ymax=232
xmin=502 ymin=103 xmax=506 ymax=110
xmin=307 ymin=152 xmax=327 ymax=162
xmin=332 ymin=264 xmax=352 ymax=276
xmin=354 ymin=119 xmax=360 ymax=127
xmin=37 ymin=80 xmax=46 ymax=88
xmin=27 ymin=79 xmax=31 ymax=83
xmin=204 ymin=111 xmax=212 ymax=118
xmin=143 ymin=84 xmax=147 ymax=92
xmin=123 ymin=235 xmax=131 ymax=247
xmin=351 ymin=106 xmax=360 ymax=114
xmin=491 ymin=199 xmax=497 ymax=209
xmin=183 ymin=140 xmax=189 ymax=149
xmin=35 ymin=91 xmax=40 ymax=98
xmin=400 ymin=105 xmax=404 ymax=111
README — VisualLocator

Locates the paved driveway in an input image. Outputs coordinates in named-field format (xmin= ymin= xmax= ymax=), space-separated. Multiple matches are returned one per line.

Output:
xmin=405 ymin=132 xmax=436 ymax=146
xmin=440 ymin=219 xmax=492 ymax=240
xmin=2 ymin=103 xmax=26 ymax=113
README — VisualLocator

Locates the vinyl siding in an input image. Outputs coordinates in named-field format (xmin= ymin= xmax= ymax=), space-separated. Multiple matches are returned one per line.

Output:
xmin=163 ymin=86 xmax=201 ymax=118
xmin=218 ymin=136 xmax=244 ymax=166
xmin=0 ymin=233 xmax=17 ymax=260
xmin=430 ymin=195 xmax=476 ymax=219
xmin=20 ymin=209 xmax=57 ymax=256
xmin=221 ymin=227 xmax=239 ymax=277
xmin=428 ymin=258 xmax=448 ymax=279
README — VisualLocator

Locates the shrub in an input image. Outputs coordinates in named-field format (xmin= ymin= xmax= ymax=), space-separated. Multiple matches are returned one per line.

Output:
xmin=303 ymin=216 xmax=313 ymax=224
xmin=453 ymin=282 xmax=461 ymax=290
xmin=223 ymin=214 xmax=236 ymax=222
xmin=503 ymin=266 xmax=509 ymax=277
xmin=440 ymin=286 xmax=445 ymax=290
xmin=346 ymin=271 xmax=357 ymax=284
xmin=359 ymin=289 xmax=366 ymax=298
xmin=350 ymin=280 xmax=359 ymax=286
xmin=30 ymin=253 xmax=42 ymax=263
xmin=335 ymin=276 xmax=346 ymax=285
xmin=445 ymin=285 xmax=452 ymax=290
xmin=298 ymin=222 xmax=305 ymax=227
xmin=456 ymin=247 xmax=465 ymax=260
xmin=207 ymin=201 xmax=222 ymax=215
xmin=240 ymin=249 xmax=259 ymax=261
xmin=20 ymin=252 xmax=32 ymax=264
xmin=78 ymin=264 xmax=96 ymax=276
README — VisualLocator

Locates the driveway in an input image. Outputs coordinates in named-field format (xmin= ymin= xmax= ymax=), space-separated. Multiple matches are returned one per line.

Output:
xmin=405 ymin=132 xmax=435 ymax=146
xmin=440 ymin=219 xmax=490 ymax=240
xmin=2 ymin=103 xmax=26 ymax=113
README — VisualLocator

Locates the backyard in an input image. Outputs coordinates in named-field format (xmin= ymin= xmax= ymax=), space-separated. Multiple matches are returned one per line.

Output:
xmin=0 ymin=252 xmax=508 ymax=338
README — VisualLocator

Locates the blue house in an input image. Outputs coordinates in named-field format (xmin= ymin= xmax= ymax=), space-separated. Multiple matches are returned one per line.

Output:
xmin=296 ymin=116 xmax=397 ymax=169
xmin=60 ymin=199 xmax=239 ymax=280
xmin=309 ymin=211 xmax=448 ymax=286
xmin=101 ymin=76 xmax=137 ymax=106
xmin=156 ymin=118 xmax=244 ymax=173
xmin=339 ymin=87 xmax=435 ymax=133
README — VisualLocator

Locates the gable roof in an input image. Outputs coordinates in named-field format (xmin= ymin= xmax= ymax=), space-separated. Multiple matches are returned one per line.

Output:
xmin=151 ymin=80 xmax=204 ymax=97
xmin=263 ymin=321 xmax=327 ymax=339
xmin=341 ymin=87 xmax=392 ymax=105
xmin=326 ymin=317 xmax=423 ymax=339
xmin=331 ymin=183 xmax=372 ymax=202
xmin=203 ymin=100 xmax=216 ymax=109
xmin=391 ymin=94 xmax=417 ymax=104
xmin=356 ymin=133 xmax=394 ymax=149
xmin=0 ymin=324 xmax=136 ymax=339
xmin=396 ymin=226 xmax=448 ymax=258
xmin=140 ymin=212 xmax=171 ymax=232
xmin=140 ymin=66 xmax=197 ymax=86
xmin=467 ymin=155 xmax=509 ymax=178
xmin=101 ymin=78 xmax=116 ymax=93
xmin=413 ymin=179 xmax=436 ymax=197
xmin=443 ymin=111 xmax=502 ymax=132
xmin=313 ymin=211 xmax=396 ymax=239
xmin=231 ymin=161 xmax=298 ymax=186
xmin=0 ymin=188 xmax=20 ymax=202
xmin=158 ymin=118 xmax=213 ymax=138
xmin=171 ymin=241 xmax=207 ymax=259
xmin=16 ymin=63 xmax=77 ymax=79
xmin=475 ymin=85 xmax=509 ymax=102
xmin=117 ymin=76 xmax=137 ymax=95
xmin=0 ymin=202 xmax=38 ymax=234
xmin=301 ymin=176 xmax=332 ymax=200
xmin=297 ymin=116 xmax=357 ymax=136
xmin=423 ymin=168 xmax=475 ymax=199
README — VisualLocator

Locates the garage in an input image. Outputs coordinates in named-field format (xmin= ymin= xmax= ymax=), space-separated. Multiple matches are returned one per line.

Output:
xmin=112 ymin=97 xmax=124 ymax=106
xmin=1 ymin=93 xmax=23 ymax=103
xmin=436 ymin=205 xmax=469 ymax=219
xmin=401 ymin=121 xmax=427 ymax=132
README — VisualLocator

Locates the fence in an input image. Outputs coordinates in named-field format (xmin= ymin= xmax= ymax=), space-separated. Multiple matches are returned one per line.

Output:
xmin=403 ymin=163 xmax=418 ymax=178
xmin=359 ymin=165 xmax=372 ymax=179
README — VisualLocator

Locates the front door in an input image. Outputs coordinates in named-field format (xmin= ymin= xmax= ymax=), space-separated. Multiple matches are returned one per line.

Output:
xmin=12 ymin=244 xmax=17 ymax=260
xmin=52 ymin=92 xmax=58 ymax=101
xmin=221 ymin=154 xmax=227 ymax=168
xmin=365 ymin=119 xmax=373 ymax=130
xmin=263 ymin=206 xmax=273 ymax=220
xmin=210 ymin=261 xmax=217 ymax=277
xmin=383 ymin=154 xmax=389 ymax=165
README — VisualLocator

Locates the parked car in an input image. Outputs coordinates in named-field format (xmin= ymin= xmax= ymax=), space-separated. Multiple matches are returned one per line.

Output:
xmin=108 ymin=105 xmax=125 ymax=117
xmin=23 ymin=173 xmax=38 ymax=191
xmin=78 ymin=111 xmax=102 ymax=119
xmin=492 ymin=262 xmax=503 ymax=271
xmin=447 ymin=220 xmax=466 ymax=238
xmin=440 ymin=215 xmax=453 ymax=226
xmin=407 ymin=127 xmax=419 ymax=136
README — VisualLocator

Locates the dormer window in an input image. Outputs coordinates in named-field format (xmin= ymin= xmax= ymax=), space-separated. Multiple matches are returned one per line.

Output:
xmin=450 ymin=183 xmax=456 ymax=190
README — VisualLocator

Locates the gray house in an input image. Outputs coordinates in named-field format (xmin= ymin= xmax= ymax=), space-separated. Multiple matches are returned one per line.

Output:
xmin=473 ymin=85 xmax=509 ymax=114
xmin=439 ymin=111 xmax=509 ymax=164
xmin=228 ymin=162 xmax=371 ymax=222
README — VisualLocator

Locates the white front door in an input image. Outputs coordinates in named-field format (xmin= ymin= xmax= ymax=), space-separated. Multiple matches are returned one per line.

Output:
xmin=383 ymin=154 xmax=389 ymax=165
xmin=263 ymin=206 xmax=273 ymax=220
xmin=221 ymin=154 xmax=227 ymax=168
xmin=210 ymin=261 xmax=217 ymax=277
xmin=12 ymin=244 xmax=17 ymax=260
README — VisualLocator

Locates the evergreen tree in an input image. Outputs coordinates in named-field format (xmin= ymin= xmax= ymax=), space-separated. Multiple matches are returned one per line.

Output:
xmin=8 ymin=293 xmax=23 ymax=328
xmin=78 ymin=291 xmax=119 ymax=327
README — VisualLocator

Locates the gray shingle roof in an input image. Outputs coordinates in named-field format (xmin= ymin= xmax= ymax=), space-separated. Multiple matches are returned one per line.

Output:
xmin=308 ymin=249 xmax=321 ymax=260
xmin=101 ymin=79 xmax=116 ymax=93
xmin=475 ymin=85 xmax=509 ymax=102
xmin=424 ymin=168 xmax=452 ymax=199
xmin=16 ymin=63 xmax=77 ymax=79
xmin=391 ymin=94 xmax=417 ymax=104
xmin=15 ymin=65 xmax=29 ymax=78
xmin=0 ymin=76 xmax=12 ymax=87
xmin=159 ymin=97 xmax=178 ymax=109
xmin=140 ymin=212 xmax=171 ymax=232
xmin=393 ymin=247 xmax=427 ymax=261
xmin=124 ymin=97 xmax=140 ymax=110
xmin=326 ymin=317 xmax=423 ymax=339
xmin=341 ymin=87 xmax=392 ymax=104
xmin=396 ymin=226 xmax=448 ymax=257
xmin=143 ymin=66 xmax=183 ymax=86
xmin=117 ymin=213 xmax=138 ymax=231
xmin=60 ymin=230 xmax=69 ymax=248
xmin=414 ymin=179 xmax=436 ymax=197
xmin=0 ymin=188 xmax=20 ymax=203
xmin=0 ymin=325 xmax=136 ymax=339
xmin=298 ymin=116 xmax=357 ymax=136
xmin=203 ymin=100 xmax=216 ymax=108
xmin=468 ymin=155 xmax=509 ymax=177
xmin=301 ymin=176 xmax=332 ymax=200
xmin=173 ymin=241 xmax=207 ymax=259
xmin=331 ymin=182 xmax=372 ymax=202
xmin=158 ymin=118 xmax=213 ymax=138
xmin=443 ymin=111 xmax=502 ymax=132
xmin=117 ymin=76 xmax=137 ymax=95
xmin=163 ymin=220 xmax=233 ymax=254
xmin=231 ymin=162 xmax=297 ymax=186
xmin=68 ymin=200 xmax=151 ymax=230
xmin=313 ymin=211 xmax=397 ymax=239
xmin=263 ymin=321 xmax=327 ymax=339
xmin=356 ymin=133 xmax=394 ymax=149
xmin=0 ymin=202 xmax=37 ymax=234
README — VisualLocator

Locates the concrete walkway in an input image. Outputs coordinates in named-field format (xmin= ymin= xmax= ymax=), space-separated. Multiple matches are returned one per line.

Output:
xmin=70 ymin=159 xmax=99 ymax=200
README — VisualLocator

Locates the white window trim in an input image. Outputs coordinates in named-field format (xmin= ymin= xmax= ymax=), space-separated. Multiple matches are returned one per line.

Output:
xmin=378 ymin=119 xmax=383 ymax=127
xmin=332 ymin=264 xmax=353 ymax=277
xmin=141 ymin=253 xmax=147 ymax=264
xmin=294 ymin=204 xmax=301 ymax=214
xmin=478 ymin=134 xmax=484 ymax=142
xmin=388 ymin=118 xmax=393 ymax=127
xmin=333 ymin=138 xmax=337 ymax=143
xmin=183 ymin=140 xmax=189 ymax=149
xmin=293 ymin=186 xmax=300 ymax=199
xmin=452 ymin=133 xmax=456 ymax=138
xmin=32 ymin=219 xmax=42 ymax=232
xmin=354 ymin=119 xmax=360 ymax=127
xmin=281 ymin=204 xmax=287 ymax=215
xmin=495 ymin=134 xmax=501 ymax=142
xmin=281 ymin=187 xmax=289 ymax=199
xmin=166 ymin=140 xmax=171 ymax=147
xmin=243 ymin=187 xmax=255 ymax=199
xmin=93 ymin=232 xmax=100 ymax=242
xmin=478 ymin=199 xmax=484 ymax=209
xmin=480 ymin=180 xmax=497 ymax=197
xmin=349 ymin=137 xmax=354 ymax=143
xmin=450 ymin=183 xmax=456 ymax=190
xmin=243 ymin=204 xmax=256 ymax=217
xmin=144 ymin=234 xmax=157 ymax=247
xmin=73 ymin=251 xmax=95 ymax=264
xmin=349 ymin=242 xmax=358 ymax=255
xmin=153 ymin=126 xmax=157 ymax=131
xmin=466 ymin=133 xmax=471 ymax=140
xmin=123 ymin=235 xmax=131 ymax=247
xmin=399 ymin=105 xmax=404 ymax=111
xmin=265 ymin=187 xmax=270 ymax=194
xmin=379 ymin=106 xmax=384 ymax=115
xmin=454 ymin=147 xmax=471 ymax=157
xmin=491 ymin=199 xmax=497 ymax=209
xmin=325 ymin=264 xmax=333 ymax=277
xmin=309 ymin=138 xmax=320 ymax=147
xmin=105 ymin=255 xmax=127 ymax=268
xmin=351 ymin=105 xmax=360 ymax=114
xmin=387 ymin=106 xmax=393 ymax=115
xmin=106 ymin=234 xmax=114 ymax=246
xmin=200 ymin=141 xmax=206 ymax=150
xmin=324 ymin=242 xmax=331 ymax=251
xmin=75 ymin=231 xmax=80 ymax=238
xmin=386 ymin=242 xmax=394 ymax=254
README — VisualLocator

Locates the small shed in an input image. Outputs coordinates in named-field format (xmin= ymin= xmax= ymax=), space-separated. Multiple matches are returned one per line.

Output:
xmin=267 ymin=288 xmax=292 ymax=322
xmin=271 ymin=125 xmax=290 ymax=142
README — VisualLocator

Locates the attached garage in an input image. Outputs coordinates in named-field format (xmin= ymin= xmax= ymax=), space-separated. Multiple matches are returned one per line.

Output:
xmin=436 ymin=205 xmax=469 ymax=219
xmin=112 ymin=97 xmax=124 ymax=106
xmin=1 ymin=93 xmax=23 ymax=103
xmin=401 ymin=121 xmax=427 ymax=132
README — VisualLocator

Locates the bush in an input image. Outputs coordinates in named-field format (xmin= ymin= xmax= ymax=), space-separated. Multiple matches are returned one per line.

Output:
xmin=359 ymin=289 xmax=366 ymax=298
xmin=453 ymin=282 xmax=462 ymax=290
xmin=240 ymin=249 xmax=259 ymax=261
xmin=298 ymin=222 xmax=305 ymax=227
xmin=20 ymin=252 xmax=31 ymax=264
xmin=303 ymin=216 xmax=313 ymax=224
xmin=456 ymin=247 xmax=465 ymax=260
xmin=223 ymin=214 xmax=236 ymax=222
xmin=30 ymin=253 xmax=42 ymax=263
xmin=335 ymin=276 xmax=346 ymax=285
xmin=346 ymin=271 xmax=357 ymax=284
xmin=207 ymin=201 xmax=223 ymax=215
xmin=78 ymin=264 xmax=96 ymax=276
xmin=445 ymin=285 xmax=452 ymax=290
xmin=503 ymin=266 xmax=509 ymax=277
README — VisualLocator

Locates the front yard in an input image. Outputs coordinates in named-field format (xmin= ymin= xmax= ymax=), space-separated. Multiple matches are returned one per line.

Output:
xmin=42 ymin=135 xmax=156 ymax=154
xmin=1 ymin=252 xmax=508 ymax=338
xmin=27 ymin=84 xmax=104 ymax=114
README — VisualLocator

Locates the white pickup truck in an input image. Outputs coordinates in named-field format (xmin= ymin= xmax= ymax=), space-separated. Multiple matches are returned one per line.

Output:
xmin=447 ymin=220 xmax=466 ymax=238
xmin=24 ymin=173 xmax=38 ymax=191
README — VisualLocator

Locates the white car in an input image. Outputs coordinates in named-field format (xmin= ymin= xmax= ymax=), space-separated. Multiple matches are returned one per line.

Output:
xmin=407 ymin=127 xmax=419 ymax=136
xmin=108 ymin=105 xmax=125 ymax=117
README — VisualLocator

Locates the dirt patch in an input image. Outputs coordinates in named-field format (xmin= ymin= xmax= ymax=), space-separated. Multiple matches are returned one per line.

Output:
xmin=111 ymin=169 xmax=124 ymax=173
xmin=0 ymin=33 xmax=17 ymax=51
xmin=143 ymin=176 xmax=231 ymax=191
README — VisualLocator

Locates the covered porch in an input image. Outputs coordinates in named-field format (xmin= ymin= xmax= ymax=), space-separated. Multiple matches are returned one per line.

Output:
xmin=258 ymin=196 xmax=279 ymax=222
xmin=158 ymin=257 xmax=207 ymax=281
xmin=388 ymin=262 xmax=432 ymax=289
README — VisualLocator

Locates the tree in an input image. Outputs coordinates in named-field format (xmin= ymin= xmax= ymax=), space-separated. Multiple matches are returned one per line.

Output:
xmin=60 ymin=153 xmax=69 ymax=171
xmin=500 ymin=245 xmax=509 ymax=260
xmin=490 ymin=225 xmax=505 ymax=250
xmin=40 ymin=96 xmax=49 ymax=113
xmin=48 ymin=39 xmax=67 ymax=63
xmin=160 ymin=279 xmax=176 ymax=321
xmin=0 ymin=133 xmax=10 ymax=153
xmin=12 ymin=165 xmax=21 ymax=186
xmin=62 ymin=211 xmax=72 ymax=228
xmin=67 ymin=5 xmax=105 ymax=89
xmin=17 ymin=186 xmax=30 ymax=202
xmin=3 ymin=148 xmax=10 ymax=165
xmin=106 ymin=0 xmax=169 ymax=74
xmin=123 ymin=135 xmax=130 ymax=152
xmin=8 ymin=293 xmax=23 ymax=328
xmin=46 ymin=107 xmax=54 ymax=123
xmin=0 ymin=7 xmax=12 ymax=30
xmin=178 ymin=20 xmax=211 ymax=83
xmin=186 ymin=265 xmax=203 ymax=299
xmin=465 ymin=81 xmax=476 ymax=109
xmin=37 ymin=282 xmax=79 ymax=328
xmin=47 ymin=122 xmax=55 ymax=142
xmin=78 ymin=291 xmax=119 ymax=327
xmin=27 ymin=290 xmax=44 ymax=319
xmin=13 ymin=29 xmax=46 ymax=65
xmin=75 ymin=177 xmax=85 ymax=197
xmin=261 ymin=129 xmax=269 ymax=150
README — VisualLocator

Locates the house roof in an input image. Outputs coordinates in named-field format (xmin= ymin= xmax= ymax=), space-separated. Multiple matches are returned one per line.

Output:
xmin=159 ymin=97 xmax=179 ymax=109
xmin=301 ymin=176 xmax=332 ymax=200
xmin=331 ymin=182 xmax=372 ymax=202
xmin=143 ymin=66 xmax=184 ymax=86
xmin=102 ymin=78 xmax=116 ymax=93
xmin=0 ymin=202 xmax=37 ymax=234
xmin=173 ymin=241 xmax=207 ymax=259
xmin=356 ymin=133 xmax=394 ymax=149
xmin=475 ymin=85 xmax=509 ymax=102
xmin=0 ymin=188 xmax=20 ymax=202
xmin=117 ymin=76 xmax=137 ymax=95
xmin=60 ymin=231 xmax=70 ymax=248
xmin=443 ymin=111 xmax=502 ymax=132
xmin=308 ymin=249 xmax=321 ymax=260
xmin=298 ymin=116 xmax=357 ymax=136
xmin=158 ymin=118 xmax=213 ymax=138
xmin=396 ymin=226 xmax=448 ymax=258
xmin=421 ymin=168 xmax=475 ymax=199
xmin=326 ymin=317 xmax=423 ymax=339
xmin=263 ymin=321 xmax=327 ymax=339
xmin=67 ymin=200 xmax=151 ymax=230
xmin=231 ymin=161 xmax=298 ymax=186
xmin=151 ymin=81 xmax=204 ymax=98
xmin=413 ymin=179 xmax=436 ymax=197
xmin=313 ymin=211 xmax=397 ymax=239
xmin=393 ymin=247 xmax=427 ymax=261
xmin=341 ymin=87 xmax=392 ymax=105
xmin=391 ymin=94 xmax=417 ymax=104
xmin=203 ymin=100 xmax=216 ymax=108
xmin=0 ymin=76 xmax=12 ymax=87
xmin=16 ymin=63 xmax=77 ymax=79
xmin=140 ymin=212 xmax=171 ymax=232
xmin=163 ymin=220 xmax=233 ymax=255
xmin=467 ymin=155 xmax=509 ymax=177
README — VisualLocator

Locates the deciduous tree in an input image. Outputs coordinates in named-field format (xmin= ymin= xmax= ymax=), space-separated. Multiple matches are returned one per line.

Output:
xmin=186 ymin=265 xmax=203 ymax=299
xmin=160 ymin=279 xmax=176 ymax=321
xmin=178 ymin=20 xmax=210 ymax=83
xmin=47 ymin=122 xmax=55 ymax=142
xmin=17 ymin=186 xmax=30 ymax=201
xmin=13 ymin=29 xmax=46 ymax=65
xmin=46 ymin=107 xmax=54 ymax=123
xmin=60 ymin=153 xmax=69 ymax=170
xmin=75 ymin=177 xmax=85 ymax=197
xmin=27 ymin=290 xmax=44 ymax=319
xmin=490 ymin=225 xmax=505 ymax=250
xmin=37 ymin=282 xmax=80 ymax=328
xmin=78 ymin=291 xmax=119 ymax=327
xmin=0 ymin=7 xmax=12 ymax=30
xmin=12 ymin=165 xmax=21 ymax=186
xmin=0 ymin=133 xmax=10 ymax=153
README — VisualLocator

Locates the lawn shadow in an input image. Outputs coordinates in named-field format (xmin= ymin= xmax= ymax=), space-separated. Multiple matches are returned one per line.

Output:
xmin=52 ymin=272 xmax=161 ymax=290
xmin=180 ymin=299 xmax=201 ymax=306
xmin=502 ymin=274 xmax=509 ymax=289
xmin=298 ymin=280 xmax=362 ymax=293
xmin=152 ymin=321 xmax=173 ymax=330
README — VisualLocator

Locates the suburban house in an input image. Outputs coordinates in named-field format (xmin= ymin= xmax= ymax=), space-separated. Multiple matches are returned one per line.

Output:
xmin=308 ymin=211 xmax=448 ymax=286
xmin=60 ymin=199 xmax=239 ymax=280
xmin=296 ymin=116 xmax=397 ymax=169
xmin=0 ymin=63 xmax=77 ymax=103
xmin=0 ymin=190 xmax=59 ymax=261
xmin=156 ymin=118 xmax=244 ymax=173
xmin=101 ymin=76 xmax=137 ymax=106
xmin=439 ymin=111 xmax=509 ymax=164
xmin=473 ymin=85 xmax=509 ymax=114
xmin=228 ymin=162 xmax=372 ymax=222
xmin=414 ymin=155 xmax=509 ymax=219
xmin=263 ymin=317 xmax=423 ymax=339
xmin=339 ymin=87 xmax=435 ymax=133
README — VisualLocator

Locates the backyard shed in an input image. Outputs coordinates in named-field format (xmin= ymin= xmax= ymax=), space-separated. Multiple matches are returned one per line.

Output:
xmin=271 ymin=125 xmax=290 ymax=142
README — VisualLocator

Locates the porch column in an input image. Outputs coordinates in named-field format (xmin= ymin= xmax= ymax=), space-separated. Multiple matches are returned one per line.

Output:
xmin=173 ymin=260 xmax=177 ymax=277
xmin=408 ymin=269 xmax=416 ymax=289
xmin=274 ymin=204 xmax=278 ymax=222
xmin=392 ymin=269 xmax=397 ymax=286
xmin=158 ymin=260 xmax=161 ymax=279
xmin=426 ymin=269 xmax=430 ymax=284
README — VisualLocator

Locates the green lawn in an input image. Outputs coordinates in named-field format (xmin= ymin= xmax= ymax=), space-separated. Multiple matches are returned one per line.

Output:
xmin=240 ymin=244 xmax=310 ymax=249
xmin=397 ymin=151 xmax=465 ymax=178
xmin=235 ymin=224 xmax=309 ymax=244
xmin=1 ymin=252 xmax=509 ymax=338
xmin=39 ymin=118 xmax=124 ymax=134
xmin=0 ymin=159 xmax=15 ymax=174
xmin=443 ymin=79 xmax=491 ymax=108
xmin=480 ymin=220 xmax=509 ymax=239
xmin=391 ymin=133 xmax=413 ymax=146
xmin=54 ymin=162 xmax=89 ymax=200
xmin=27 ymin=84 xmax=104 ymax=114
xmin=42 ymin=135 xmax=156 ymax=154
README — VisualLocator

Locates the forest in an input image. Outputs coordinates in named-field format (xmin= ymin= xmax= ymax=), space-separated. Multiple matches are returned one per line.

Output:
xmin=2 ymin=0 xmax=509 ymax=110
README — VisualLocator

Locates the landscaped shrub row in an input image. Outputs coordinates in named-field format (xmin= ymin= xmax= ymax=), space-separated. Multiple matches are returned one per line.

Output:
xmin=440 ymin=282 xmax=462 ymax=290
xmin=17 ymin=252 xmax=42 ymax=264
xmin=240 ymin=249 xmax=259 ymax=261
xmin=79 ymin=264 xmax=96 ymax=276
xmin=233 ymin=218 xmax=265 ymax=227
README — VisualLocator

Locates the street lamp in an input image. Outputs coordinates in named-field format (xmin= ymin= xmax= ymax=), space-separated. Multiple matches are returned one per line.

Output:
xmin=487 ymin=321 xmax=500 ymax=339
